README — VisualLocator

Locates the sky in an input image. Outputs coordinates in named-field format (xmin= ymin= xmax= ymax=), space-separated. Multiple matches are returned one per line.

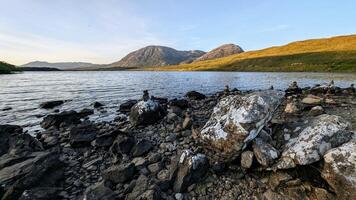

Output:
xmin=1 ymin=0 xmax=356 ymax=65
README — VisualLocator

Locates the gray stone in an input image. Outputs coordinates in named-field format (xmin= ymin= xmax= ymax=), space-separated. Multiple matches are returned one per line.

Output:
xmin=252 ymin=138 xmax=279 ymax=167
xmin=240 ymin=151 xmax=254 ymax=169
xmin=102 ymin=163 xmax=135 ymax=184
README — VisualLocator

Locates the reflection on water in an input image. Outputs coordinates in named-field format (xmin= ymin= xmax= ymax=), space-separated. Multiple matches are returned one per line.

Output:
xmin=0 ymin=71 xmax=355 ymax=133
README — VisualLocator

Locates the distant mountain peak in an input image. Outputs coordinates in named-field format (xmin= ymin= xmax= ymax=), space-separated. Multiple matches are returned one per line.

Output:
xmin=21 ymin=61 xmax=96 ymax=70
xmin=194 ymin=43 xmax=244 ymax=62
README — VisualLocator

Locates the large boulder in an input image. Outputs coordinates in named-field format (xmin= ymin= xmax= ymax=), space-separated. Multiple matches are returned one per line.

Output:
xmin=41 ymin=110 xmax=81 ymax=129
xmin=198 ymin=90 xmax=283 ymax=162
xmin=185 ymin=91 xmax=206 ymax=100
xmin=40 ymin=100 xmax=64 ymax=109
xmin=69 ymin=124 xmax=97 ymax=147
xmin=276 ymin=114 xmax=353 ymax=169
xmin=131 ymin=139 xmax=153 ymax=157
xmin=119 ymin=100 xmax=138 ymax=113
xmin=321 ymin=139 xmax=356 ymax=199
xmin=102 ymin=163 xmax=135 ymax=184
xmin=171 ymin=150 xmax=209 ymax=192
xmin=129 ymin=100 xmax=165 ymax=126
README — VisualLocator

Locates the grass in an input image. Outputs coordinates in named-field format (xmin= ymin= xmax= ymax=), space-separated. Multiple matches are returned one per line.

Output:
xmin=0 ymin=61 xmax=18 ymax=74
xmin=145 ymin=34 xmax=356 ymax=72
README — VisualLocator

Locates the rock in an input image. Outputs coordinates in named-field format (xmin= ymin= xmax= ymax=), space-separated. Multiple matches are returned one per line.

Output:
xmin=182 ymin=115 xmax=192 ymax=130
xmin=252 ymin=138 xmax=279 ymax=167
xmin=169 ymin=99 xmax=189 ymax=109
xmin=126 ymin=175 xmax=149 ymax=200
xmin=136 ymin=189 xmax=161 ymax=200
xmin=19 ymin=187 xmax=60 ymax=200
xmin=285 ymin=81 xmax=302 ymax=96
xmin=110 ymin=134 xmax=135 ymax=155
xmin=321 ymin=139 xmax=356 ymax=199
xmin=147 ymin=162 xmax=162 ymax=174
xmin=81 ymin=181 xmax=116 ymax=200
xmin=1 ymin=107 xmax=12 ymax=111
xmin=78 ymin=108 xmax=94 ymax=117
xmin=132 ymin=157 xmax=148 ymax=168
xmin=41 ymin=110 xmax=81 ymax=129
xmin=185 ymin=91 xmax=206 ymax=100
xmin=91 ymin=131 xmax=117 ymax=148
xmin=69 ymin=124 xmax=97 ymax=147
xmin=268 ymin=172 xmax=293 ymax=190
xmin=40 ymin=100 xmax=64 ymax=109
xmin=284 ymin=100 xmax=299 ymax=114
xmin=93 ymin=101 xmax=104 ymax=108
xmin=171 ymin=150 xmax=209 ymax=192
xmin=131 ymin=139 xmax=153 ymax=157
xmin=129 ymin=100 xmax=165 ymax=126
xmin=199 ymin=90 xmax=283 ymax=162
xmin=276 ymin=114 xmax=353 ymax=169
xmin=309 ymin=187 xmax=335 ymax=200
xmin=240 ymin=151 xmax=254 ymax=169
xmin=102 ymin=163 xmax=135 ymax=184
xmin=119 ymin=100 xmax=138 ymax=113
xmin=0 ymin=151 xmax=62 ymax=200
xmin=175 ymin=193 xmax=184 ymax=200
xmin=309 ymin=106 xmax=324 ymax=116
xmin=301 ymin=94 xmax=322 ymax=105
xmin=0 ymin=125 xmax=23 ymax=156
xmin=166 ymin=133 xmax=177 ymax=142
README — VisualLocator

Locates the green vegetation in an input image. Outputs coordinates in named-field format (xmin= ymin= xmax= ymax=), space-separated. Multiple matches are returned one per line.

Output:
xmin=146 ymin=35 xmax=356 ymax=72
xmin=0 ymin=61 xmax=18 ymax=74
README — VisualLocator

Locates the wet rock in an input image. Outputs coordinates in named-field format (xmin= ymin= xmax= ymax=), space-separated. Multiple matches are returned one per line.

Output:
xmin=119 ymin=100 xmax=138 ymax=113
xmin=110 ymin=134 xmax=135 ymax=155
xmin=69 ymin=124 xmax=97 ymax=147
xmin=19 ymin=187 xmax=61 ymax=200
xmin=93 ymin=101 xmax=104 ymax=108
xmin=199 ymin=90 xmax=283 ymax=162
xmin=102 ymin=163 xmax=135 ymax=184
xmin=40 ymin=100 xmax=64 ymax=109
xmin=169 ymin=99 xmax=189 ymax=109
xmin=171 ymin=150 xmax=209 ymax=192
xmin=301 ymin=94 xmax=322 ymax=105
xmin=185 ymin=91 xmax=206 ymax=100
xmin=276 ymin=114 xmax=353 ymax=169
xmin=240 ymin=151 xmax=254 ymax=169
xmin=81 ymin=181 xmax=116 ymax=200
xmin=0 ymin=151 xmax=62 ymax=200
xmin=41 ymin=110 xmax=81 ymax=129
xmin=131 ymin=139 xmax=153 ymax=157
xmin=0 ymin=125 xmax=23 ymax=156
xmin=309 ymin=106 xmax=324 ymax=116
xmin=321 ymin=139 xmax=356 ymax=199
xmin=252 ymin=138 xmax=279 ymax=167
xmin=78 ymin=108 xmax=94 ymax=117
xmin=129 ymin=100 xmax=165 ymax=126
xmin=1 ymin=106 xmax=12 ymax=111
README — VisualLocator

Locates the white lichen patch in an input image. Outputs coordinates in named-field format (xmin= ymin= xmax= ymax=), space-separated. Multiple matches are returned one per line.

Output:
xmin=135 ymin=100 xmax=159 ymax=115
xmin=277 ymin=114 xmax=351 ymax=169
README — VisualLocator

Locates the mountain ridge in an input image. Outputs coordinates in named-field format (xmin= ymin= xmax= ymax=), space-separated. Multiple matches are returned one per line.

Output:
xmin=21 ymin=61 xmax=96 ymax=70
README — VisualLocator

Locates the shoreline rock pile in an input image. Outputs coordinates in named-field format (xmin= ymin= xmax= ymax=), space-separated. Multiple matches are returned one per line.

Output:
xmin=0 ymin=82 xmax=355 ymax=200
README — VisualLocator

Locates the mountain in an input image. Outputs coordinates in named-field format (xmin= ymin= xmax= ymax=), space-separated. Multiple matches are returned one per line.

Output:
xmin=194 ymin=44 xmax=244 ymax=62
xmin=21 ymin=61 xmax=96 ymax=70
xmin=0 ymin=61 xmax=18 ymax=74
xmin=146 ymin=34 xmax=356 ymax=72
xmin=108 ymin=46 xmax=205 ymax=69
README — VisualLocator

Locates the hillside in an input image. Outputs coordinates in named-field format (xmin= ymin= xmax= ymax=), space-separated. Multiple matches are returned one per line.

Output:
xmin=0 ymin=61 xmax=18 ymax=74
xmin=194 ymin=44 xmax=244 ymax=62
xmin=146 ymin=35 xmax=356 ymax=72
xmin=108 ymin=46 xmax=205 ymax=69
xmin=21 ymin=61 xmax=96 ymax=70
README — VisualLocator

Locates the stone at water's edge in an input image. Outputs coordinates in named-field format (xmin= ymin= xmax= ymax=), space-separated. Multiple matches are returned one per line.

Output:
xmin=276 ymin=114 xmax=353 ymax=169
xmin=129 ymin=100 xmax=165 ymax=126
xmin=321 ymin=139 xmax=356 ymax=199
xmin=198 ymin=90 xmax=283 ymax=162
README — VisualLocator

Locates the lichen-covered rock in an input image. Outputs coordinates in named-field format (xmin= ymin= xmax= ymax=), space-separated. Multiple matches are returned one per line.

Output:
xmin=252 ymin=138 xmax=279 ymax=167
xmin=301 ymin=94 xmax=322 ymax=105
xmin=198 ymin=90 xmax=283 ymax=162
xmin=321 ymin=139 xmax=356 ymax=199
xmin=129 ymin=100 xmax=165 ymax=126
xmin=171 ymin=150 xmax=209 ymax=192
xmin=276 ymin=114 xmax=353 ymax=169
xmin=240 ymin=151 xmax=254 ymax=169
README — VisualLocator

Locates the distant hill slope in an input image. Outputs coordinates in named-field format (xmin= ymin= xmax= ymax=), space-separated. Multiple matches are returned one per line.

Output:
xmin=0 ymin=61 xmax=18 ymax=74
xmin=146 ymin=35 xmax=356 ymax=72
xmin=108 ymin=46 xmax=205 ymax=69
xmin=194 ymin=44 xmax=243 ymax=62
xmin=21 ymin=61 xmax=96 ymax=70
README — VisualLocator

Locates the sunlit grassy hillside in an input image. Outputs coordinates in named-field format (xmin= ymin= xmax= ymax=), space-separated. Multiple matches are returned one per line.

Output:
xmin=146 ymin=35 xmax=356 ymax=72
xmin=0 ymin=61 xmax=18 ymax=74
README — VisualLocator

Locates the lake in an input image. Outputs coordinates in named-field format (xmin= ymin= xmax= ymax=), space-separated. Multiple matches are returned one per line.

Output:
xmin=1 ymin=71 xmax=355 ymax=134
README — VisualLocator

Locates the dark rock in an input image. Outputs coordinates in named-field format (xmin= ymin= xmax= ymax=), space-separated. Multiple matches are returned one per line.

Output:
xmin=102 ymin=163 xmax=135 ymax=184
xmin=129 ymin=100 xmax=165 ymax=126
xmin=169 ymin=99 xmax=189 ymax=109
xmin=1 ymin=107 xmax=12 ymax=111
xmin=40 ymin=100 xmax=64 ymax=109
xmin=119 ymin=100 xmax=138 ymax=113
xmin=41 ymin=110 xmax=81 ymax=129
xmin=91 ymin=131 xmax=118 ymax=148
xmin=0 ymin=125 xmax=23 ymax=156
xmin=136 ymin=189 xmax=161 ymax=200
xmin=151 ymin=96 xmax=168 ymax=105
xmin=185 ymin=91 xmax=206 ymax=100
xmin=131 ymin=139 xmax=153 ymax=157
xmin=69 ymin=124 xmax=97 ymax=147
xmin=81 ymin=181 xmax=116 ymax=200
xmin=78 ymin=108 xmax=94 ymax=117
xmin=285 ymin=81 xmax=302 ymax=96
xmin=110 ymin=134 xmax=135 ymax=155
xmin=19 ymin=187 xmax=60 ymax=200
xmin=93 ymin=101 xmax=104 ymax=108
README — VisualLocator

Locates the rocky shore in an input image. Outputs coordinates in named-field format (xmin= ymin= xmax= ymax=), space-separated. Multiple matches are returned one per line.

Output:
xmin=0 ymin=82 xmax=355 ymax=200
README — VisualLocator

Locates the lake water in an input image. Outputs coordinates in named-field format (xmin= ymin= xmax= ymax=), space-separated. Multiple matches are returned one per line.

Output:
xmin=1 ymin=71 xmax=355 ymax=134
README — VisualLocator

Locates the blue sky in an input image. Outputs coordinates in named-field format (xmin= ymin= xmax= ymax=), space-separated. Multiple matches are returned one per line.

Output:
xmin=1 ymin=0 xmax=356 ymax=65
